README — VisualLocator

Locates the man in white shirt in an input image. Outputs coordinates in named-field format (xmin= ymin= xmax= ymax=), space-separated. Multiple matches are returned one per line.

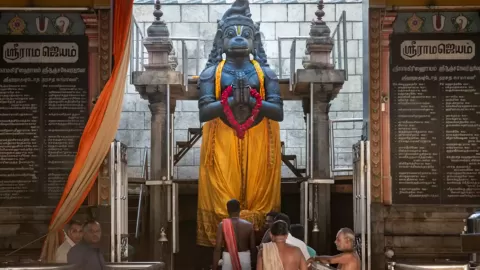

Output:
xmin=55 ymin=220 xmax=83 ymax=263
xmin=274 ymin=213 xmax=311 ymax=260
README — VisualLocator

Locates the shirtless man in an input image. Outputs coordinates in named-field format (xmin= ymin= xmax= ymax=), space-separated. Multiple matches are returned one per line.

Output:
xmin=257 ymin=220 xmax=308 ymax=270
xmin=213 ymin=199 xmax=256 ymax=269
xmin=308 ymin=228 xmax=360 ymax=270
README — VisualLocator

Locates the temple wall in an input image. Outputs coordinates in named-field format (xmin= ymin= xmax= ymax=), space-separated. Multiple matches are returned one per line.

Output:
xmin=118 ymin=0 xmax=364 ymax=179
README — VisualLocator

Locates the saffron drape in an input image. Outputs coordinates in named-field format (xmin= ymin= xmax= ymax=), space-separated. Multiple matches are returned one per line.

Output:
xmin=40 ymin=0 xmax=134 ymax=262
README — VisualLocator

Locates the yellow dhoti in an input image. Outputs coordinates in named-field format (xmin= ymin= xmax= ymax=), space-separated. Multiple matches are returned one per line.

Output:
xmin=196 ymin=118 xmax=282 ymax=246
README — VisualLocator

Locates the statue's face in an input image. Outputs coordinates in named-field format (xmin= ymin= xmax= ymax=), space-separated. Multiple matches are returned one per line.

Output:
xmin=223 ymin=25 xmax=254 ymax=57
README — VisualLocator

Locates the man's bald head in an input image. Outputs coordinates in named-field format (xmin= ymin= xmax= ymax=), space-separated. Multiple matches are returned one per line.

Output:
xmin=335 ymin=227 xmax=355 ymax=251
xmin=83 ymin=220 xmax=102 ymax=245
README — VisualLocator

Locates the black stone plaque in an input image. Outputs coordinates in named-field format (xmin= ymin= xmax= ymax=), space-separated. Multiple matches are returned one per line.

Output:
xmin=0 ymin=35 xmax=89 ymax=206
xmin=391 ymin=33 xmax=480 ymax=204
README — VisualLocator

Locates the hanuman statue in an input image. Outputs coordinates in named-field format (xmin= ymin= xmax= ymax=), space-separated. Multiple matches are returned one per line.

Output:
xmin=196 ymin=0 xmax=284 ymax=246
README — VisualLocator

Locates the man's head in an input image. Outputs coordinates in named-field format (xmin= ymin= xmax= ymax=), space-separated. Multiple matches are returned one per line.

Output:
xmin=335 ymin=228 xmax=355 ymax=252
xmin=66 ymin=220 xmax=83 ymax=244
xmin=274 ymin=213 xmax=291 ymax=228
xmin=270 ymin=220 xmax=289 ymax=243
xmin=264 ymin=211 xmax=278 ymax=229
xmin=227 ymin=199 xmax=241 ymax=217
xmin=83 ymin=220 xmax=102 ymax=245
xmin=290 ymin=224 xmax=305 ymax=242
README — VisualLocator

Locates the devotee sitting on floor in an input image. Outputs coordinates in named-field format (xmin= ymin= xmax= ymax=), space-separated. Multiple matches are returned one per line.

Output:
xmin=213 ymin=199 xmax=256 ymax=270
xmin=290 ymin=224 xmax=317 ymax=258
xmin=257 ymin=220 xmax=308 ymax=270
xmin=55 ymin=220 xmax=83 ymax=263
xmin=308 ymin=228 xmax=360 ymax=270
xmin=273 ymin=213 xmax=311 ymax=260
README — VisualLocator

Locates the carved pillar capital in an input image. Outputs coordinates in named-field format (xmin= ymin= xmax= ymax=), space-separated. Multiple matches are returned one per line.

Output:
xmin=381 ymin=13 xmax=397 ymax=50
xmin=81 ymin=13 xmax=99 ymax=49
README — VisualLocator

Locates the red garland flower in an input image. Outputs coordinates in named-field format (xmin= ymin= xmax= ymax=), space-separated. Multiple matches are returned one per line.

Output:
xmin=220 ymin=85 xmax=262 ymax=139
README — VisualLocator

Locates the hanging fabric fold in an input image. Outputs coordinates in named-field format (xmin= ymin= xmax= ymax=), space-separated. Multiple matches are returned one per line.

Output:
xmin=40 ymin=0 xmax=134 ymax=262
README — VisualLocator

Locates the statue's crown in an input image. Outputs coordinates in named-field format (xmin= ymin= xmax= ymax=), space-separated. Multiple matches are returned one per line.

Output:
xmin=219 ymin=0 xmax=255 ymax=30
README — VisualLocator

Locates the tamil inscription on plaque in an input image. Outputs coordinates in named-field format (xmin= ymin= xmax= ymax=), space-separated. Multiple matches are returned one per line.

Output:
xmin=391 ymin=33 xmax=480 ymax=204
xmin=0 ymin=35 xmax=88 ymax=206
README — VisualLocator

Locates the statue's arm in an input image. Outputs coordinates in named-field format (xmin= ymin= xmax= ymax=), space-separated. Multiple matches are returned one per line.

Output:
xmin=198 ymin=66 xmax=232 ymax=123
xmin=258 ymin=67 xmax=284 ymax=122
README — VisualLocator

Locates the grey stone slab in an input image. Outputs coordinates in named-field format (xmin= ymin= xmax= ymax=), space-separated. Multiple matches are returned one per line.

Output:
xmin=287 ymin=4 xmax=305 ymax=22
xmin=128 ymin=166 xmax=144 ymax=178
xmin=127 ymin=147 xmax=144 ymax=166
xmin=250 ymin=4 xmax=262 ymax=22
xmin=208 ymin=4 xmax=230 ymax=22
xmin=280 ymin=58 xmax=303 ymax=77
xmin=333 ymin=136 xmax=358 ymax=148
xmin=180 ymin=100 xmax=199 ymax=112
xmin=171 ymin=22 xmax=200 ymax=37
xmin=286 ymin=129 xmax=306 ymax=147
xmin=280 ymin=129 xmax=287 ymax=143
xmin=347 ymin=58 xmax=356 ymax=75
xmin=261 ymin=4 xmax=287 ymax=22
xmin=340 ymin=74 xmax=362 ymax=93
xmin=119 ymin=112 xmax=146 ymax=130
xmin=175 ymin=112 xmax=200 ymax=129
xmin=275 ymin=22 xmax=300 ymax=39
xmin=259 ymin=22 xmax=276 ymax=41
xmin=280 ymin=112 xmax=305 ymax=129
xmin=348 ymin=93 xmax=363 ymax=111
xmin=122 ymin=94 xmax=138 ymax=112
xmin=116 ymin=130 xmax=134 ymax=147
xmin=177 ymin=150 xmax=195 ymax=166
xmin=329 ymin=93 xmax=349 ymax=111
xmin=131 ymin=130 xmax=151 ymax=148
xmin=347 ymin=39 xmax=359 ymax=58
xmin=352 ymin=22 xmax=362 ymax=40
xmin=335 ymin=3 xmax=363 ymax=22
xmin=193 ymin=147 xmax=201 ymax=166
xmin=136 ymin=98 xmax=150 ymax=112
xmin=283 ymin=100 xmax=303 ymax=112
xmin=355 ymin=58 xmax=363 ymax=75
xmin=177 ymin=166 xmax=200 ymax=179
xmin=333 ymin=128 xmax=362 ymax=138
xmin=281 ymin=166 xmax=296 ymax=178
xmin=199 ymin=23 xmax=218 ymax=41
xmin=263 ymin=40 xmax=279 ymax=58
xmin=295 ymin=69 xmax=345 ymax=84
xmin=299 ymin=22 xmax=310 ymax=36
xmin=145 ymin=111 xmax=152 ymax=129
xmin=181 ymin=5 xmax=209 ymax=22
xmin=336 ymin=152 xmax=353 ymax=166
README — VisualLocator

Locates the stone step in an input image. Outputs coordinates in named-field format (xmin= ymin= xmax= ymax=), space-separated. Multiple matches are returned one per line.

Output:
xmin=282 ymin=154 xmax=297 ymax=161
xmin=188 ymin=127 xmax=202 ymax=135
xmin=176 ymin=141 xmax=190 ymax=148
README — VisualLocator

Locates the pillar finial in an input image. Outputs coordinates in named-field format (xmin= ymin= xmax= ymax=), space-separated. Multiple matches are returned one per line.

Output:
xmin=147 ymin=0 xmax=170 ymax=38
xmin=309 ymin=0 xmax=330 ymax=38
xmin=314 ymin=0 xmax=325 ymax=24
xmin=153 ymin=0 xmax=163 ymax=21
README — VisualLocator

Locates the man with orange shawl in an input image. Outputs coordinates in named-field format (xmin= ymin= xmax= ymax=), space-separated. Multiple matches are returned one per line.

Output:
xmin=196 ymin=0 xmax=283 ymax=247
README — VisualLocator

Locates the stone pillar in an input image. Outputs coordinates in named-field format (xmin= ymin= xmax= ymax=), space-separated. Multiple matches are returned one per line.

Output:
xmin=304 ymin=0 xmax=334 ymax=254
xmin=134 ymin=0 xmax=175 ymax=266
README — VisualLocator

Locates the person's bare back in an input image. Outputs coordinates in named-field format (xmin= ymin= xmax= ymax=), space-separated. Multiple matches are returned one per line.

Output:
xmin=221 ymin=218 xmax=255 ymax=252
xmin=277 ymin=243 xmax=307 ymax=270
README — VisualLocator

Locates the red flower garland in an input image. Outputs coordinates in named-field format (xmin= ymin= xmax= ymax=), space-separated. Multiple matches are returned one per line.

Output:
xmin=220 ymin=85 xmax=262 ymax=139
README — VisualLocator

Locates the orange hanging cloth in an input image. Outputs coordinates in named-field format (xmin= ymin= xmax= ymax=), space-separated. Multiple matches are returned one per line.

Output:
xmin=222 ymin=219 xmax=242 ymax=270
xmin=40 ymin=0 xmax=134 ymax=262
